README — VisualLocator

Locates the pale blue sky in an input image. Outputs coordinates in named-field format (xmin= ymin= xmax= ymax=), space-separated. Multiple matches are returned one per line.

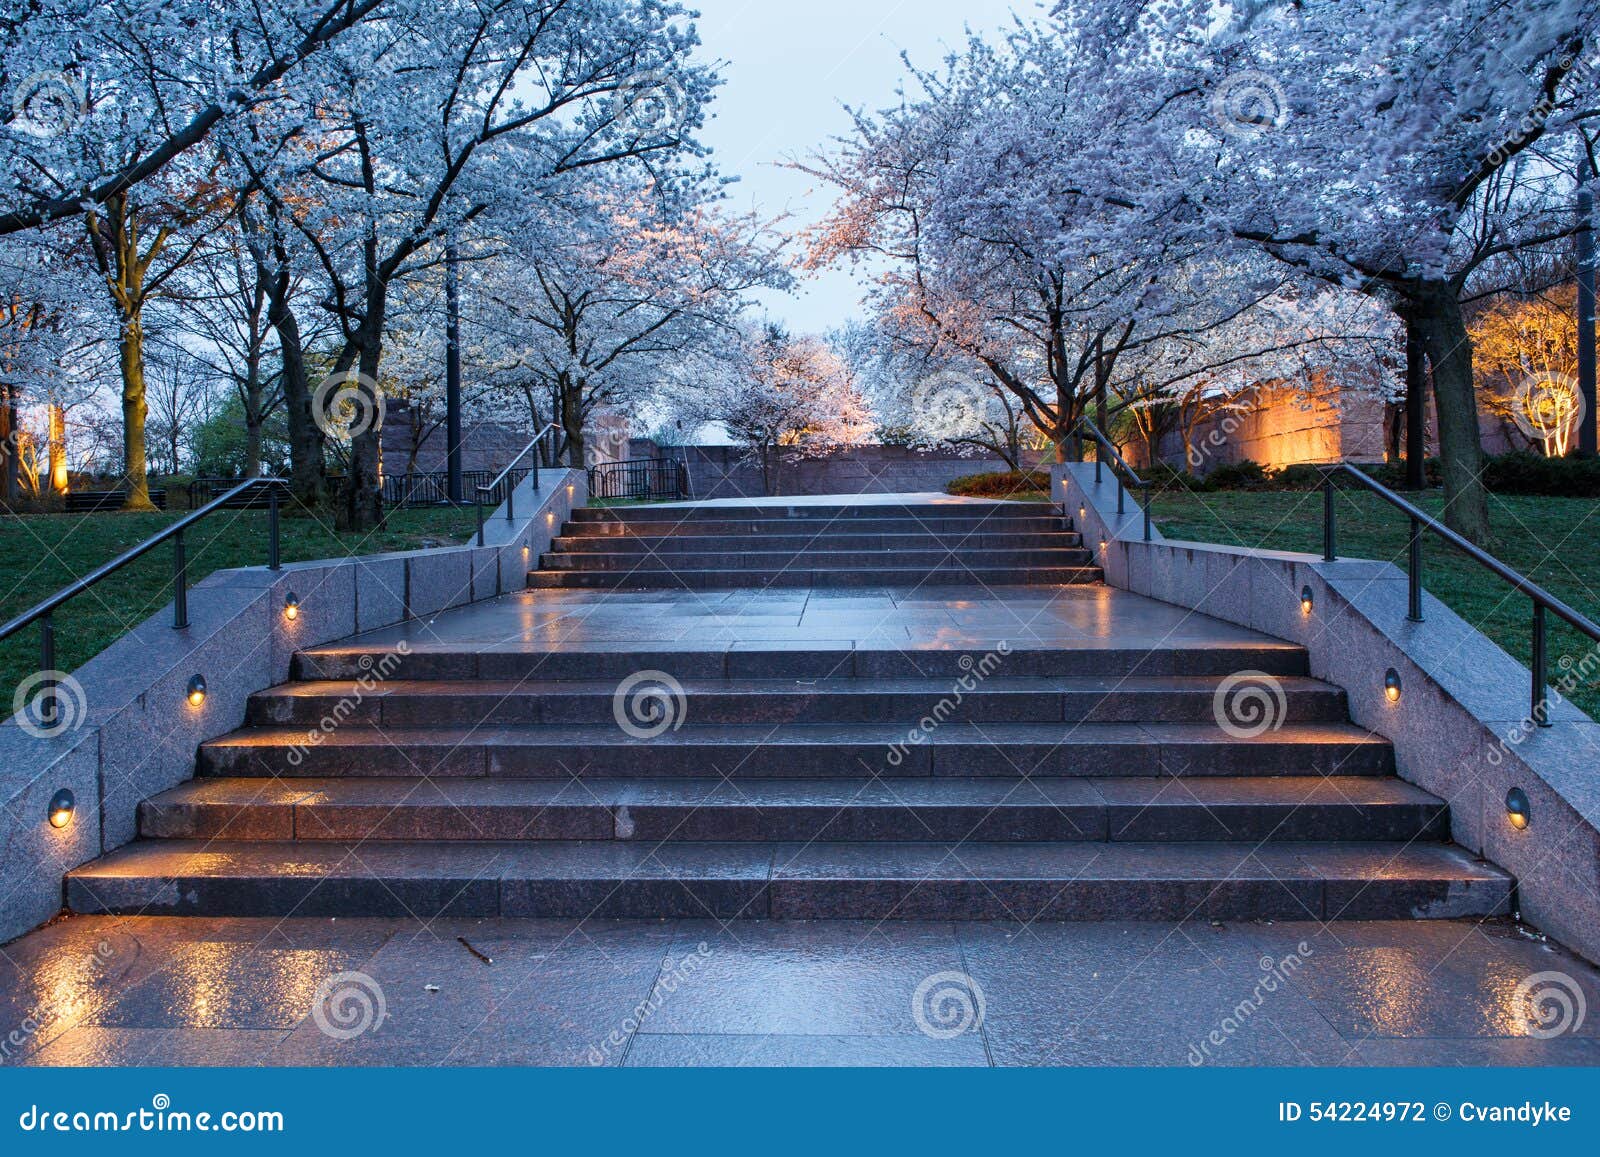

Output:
xmin=687 ymin=0 xmax=1033 ymax=335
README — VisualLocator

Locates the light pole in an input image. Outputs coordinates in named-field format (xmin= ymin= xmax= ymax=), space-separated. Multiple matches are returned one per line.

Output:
xmin=1578 ymin=159 xmax=1597 ymax=456
xmin=445 ymin=236 xmax=463 ymax=501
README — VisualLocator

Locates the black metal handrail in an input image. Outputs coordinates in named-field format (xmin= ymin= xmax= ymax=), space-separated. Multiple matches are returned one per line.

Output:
xmin=1075 ymin=418 xmax=1152 ymax=541
xmin=0 ymin=476 xmax=286 ymax=731
xmin=587 ymin=457 xmax=689 ymax=502
xmin=1319 ymin=463 xmax=1600 ymax=727
xmin=475 ymin=423 xmax=563 ymax=546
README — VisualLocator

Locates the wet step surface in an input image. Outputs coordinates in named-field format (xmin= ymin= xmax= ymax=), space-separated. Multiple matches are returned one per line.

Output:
xmin=142 ymin=775 xmax=1448 ymax=844
xmin=67 ymin=839 xmax=1510 ymax=922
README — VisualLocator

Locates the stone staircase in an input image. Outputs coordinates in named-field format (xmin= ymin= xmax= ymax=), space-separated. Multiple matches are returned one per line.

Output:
xmin=526 ymin=500 xmax=1102 ymax=589
xmin=68 ymin=628 xmax=1511 ymax=923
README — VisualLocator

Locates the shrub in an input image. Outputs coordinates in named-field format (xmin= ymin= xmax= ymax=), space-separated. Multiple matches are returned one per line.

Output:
xmin=1361 ymin=458 xmax=1444 ymax=489
xmin=1482 ymin=450 xmax=1600 ymax=497
xmin=946 ymin=469 xmax=1051 ymax=497
xmin=1138 ymin=462 xmax=1204 ymax=493
xmin=1270 ymin=463 xmax=1327 ymax=491
xmin=1201 ymin=459 xmax=1271 ymax=491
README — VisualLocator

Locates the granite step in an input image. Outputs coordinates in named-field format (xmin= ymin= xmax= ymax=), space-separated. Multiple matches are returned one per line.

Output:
xmin=568 ymin=502 xmax=1058 ymax=523
xmin=139 ymin=775 xmax=1449 ymax=844
xmin=291 ymin=643 xmax=1313 ymax=682
xmin=245 ymin=676 xmax=1350 ymax=727
xmin=565 ymin=516 xmax=1072 ymax=537
xmin=66 ymin=838 xmax=1511 ymax=921
xmin=525 ymin=565 xmax=1105 ymax=589
xmin=540 ymin=548 xmax=1097 ymax=571
xmin=552 ymin=531 xmax=1086 ymax=552
xmin=195 ymin=721 xmax=1394 ymax=779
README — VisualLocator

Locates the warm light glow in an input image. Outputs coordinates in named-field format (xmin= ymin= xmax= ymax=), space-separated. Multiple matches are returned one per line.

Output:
xmin=187 ymin=674 xmax=207 ymax=707
xmin=1383 ymin=668 xmax=1401 ymax=703
xmin=284 ymin=592 xmax=300 ymax=621
xmin=1300 ymin=585 xmax=1314 ymax=615
xmin=1506 ymin=787 xmax=1530 ymax=830
xmin=48 ymin=789 xmax=74 ymax=829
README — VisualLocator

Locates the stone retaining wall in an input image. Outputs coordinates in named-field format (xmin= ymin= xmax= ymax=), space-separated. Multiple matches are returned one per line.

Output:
xmin=0 ymin=469 xmax=586 ymax=943
xmin=1054 ymin=462 xmax=1600 ymax=966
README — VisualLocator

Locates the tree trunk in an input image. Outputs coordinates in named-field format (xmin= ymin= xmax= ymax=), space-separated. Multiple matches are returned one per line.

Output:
xmin=118 ymin=317 xmax=156 ymax=511
xmin=269 ymin=298 xmax=326 ymax=508
xmin=559 ymin=376 xmax=585 ymax=466
xmin=46 ymin=403 xmax=68 ymax=495
xmin=1410 ymin=280 xmax=1489 ymax=542
xmin=337 ymin=335 xmax=385 ymax=531
xmin=1 ymin=384 xmax=18 ymax=508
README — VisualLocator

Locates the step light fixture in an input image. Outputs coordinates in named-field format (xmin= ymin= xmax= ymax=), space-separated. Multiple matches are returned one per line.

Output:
xmin=284 ymin=592 xmax=300 ymax=621
xmin=48 ymin=789 xmax=74 ymax=829
xmin=1383 ymin=668 xmax=1401 ymax=702
xmin=187 ymin=674 xmax=207 ymax=707
xmin=1506 ymin=787 xmax=1530 ymax=830
xmin=1300 ymin=586 xmax=1314 ymax=615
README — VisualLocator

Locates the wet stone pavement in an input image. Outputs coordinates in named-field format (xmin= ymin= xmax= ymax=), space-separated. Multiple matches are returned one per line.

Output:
xmin=4 ymin=914 xmax=1598 ymax=1066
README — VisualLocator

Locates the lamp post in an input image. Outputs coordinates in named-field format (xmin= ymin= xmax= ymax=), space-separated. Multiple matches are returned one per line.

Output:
xmin=445 ymin=236 xmax=464 ymax=502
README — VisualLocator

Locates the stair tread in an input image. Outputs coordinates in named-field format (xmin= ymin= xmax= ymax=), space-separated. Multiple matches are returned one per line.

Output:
xmin=252 ymin=674 xmax=1344 ymax=698
xmin=149 ymin=774 xmax=1443 ymax=809
xmin=69 ymin=837 xmax=1508 ymax=885
xmin=202 ymin=719 xmax=1389 ymax=747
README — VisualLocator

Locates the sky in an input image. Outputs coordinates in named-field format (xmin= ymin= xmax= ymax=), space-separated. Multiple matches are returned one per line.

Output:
xmin=686 ymin=0 xmax=1034 ymax=336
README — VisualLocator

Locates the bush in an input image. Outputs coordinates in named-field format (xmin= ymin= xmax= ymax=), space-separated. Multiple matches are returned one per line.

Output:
xmin=1482 ymin=450 xmax=1600 ymax=497
xmin=1138 ymin=462 xmax=1204 ymax=493
xmin=1265 ymin=463 xmax=1324 ymax=491
xmin=946 ymin=469 xmax=1051 ymax=497
xmin=1201 ymin=459 xmax=1271 ymax=491
xmin=1360 ymin=457 xmax=1444 ymax=489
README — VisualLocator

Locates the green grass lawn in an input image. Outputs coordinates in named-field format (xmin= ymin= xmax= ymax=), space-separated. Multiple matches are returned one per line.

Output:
xmin=0 ymin=506 xmax=476 ymax=707
xmin=1150 ymin=487 xmax=1600 ymax=721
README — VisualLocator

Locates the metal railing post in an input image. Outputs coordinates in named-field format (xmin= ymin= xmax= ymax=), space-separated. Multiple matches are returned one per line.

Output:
xmin=475 ymin=491 xmax=485 ymax=547
xmin=1532 ymin=602 xmax=1551 ymax=727
xmin=1142 ymin=487 xmax=1152 ymax=541
xmin=173 ymin=530 xmax=188 ymax=629
xmin=1407 ymin=517 xmax=1423 ymax=622
xmin=39 ymin=613 xmax=56 ymax=729
xmin=268 ymin=484 xmax=281 ymax=571
xmin=1322 ymin=475 xmax=1337 ymax=561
